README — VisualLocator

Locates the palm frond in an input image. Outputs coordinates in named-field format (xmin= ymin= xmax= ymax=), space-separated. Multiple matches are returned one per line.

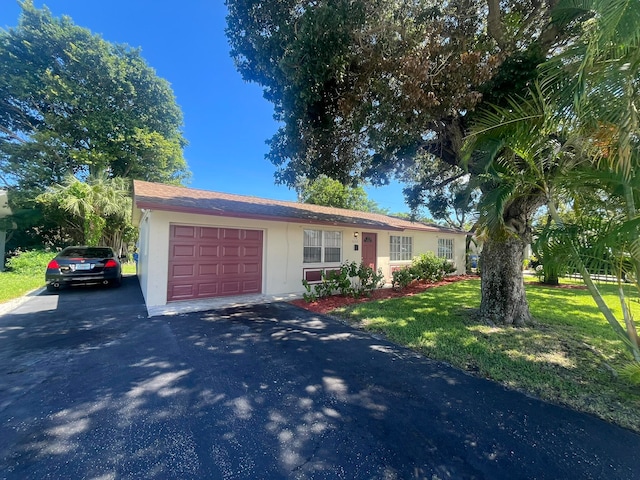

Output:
xmin=478 ymin=182 xmax=516 ymax=234
xmin=619 ymin=361 xmax=640 ymax=386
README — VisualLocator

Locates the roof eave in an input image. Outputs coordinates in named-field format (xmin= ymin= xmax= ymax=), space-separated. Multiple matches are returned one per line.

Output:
xmin=133 ymin=200 xmax=405 ymax=231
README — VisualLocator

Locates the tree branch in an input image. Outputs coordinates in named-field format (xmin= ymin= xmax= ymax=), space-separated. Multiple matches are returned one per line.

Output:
xmin=486 ymin=0 xmax=505 ymax=50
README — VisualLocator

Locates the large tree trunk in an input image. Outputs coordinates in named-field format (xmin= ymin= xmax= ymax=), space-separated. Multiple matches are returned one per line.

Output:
xmin=479 ymin=234 xmax=532 ymax=326
xmin=479 ymin=193 xmax=544 ymax=326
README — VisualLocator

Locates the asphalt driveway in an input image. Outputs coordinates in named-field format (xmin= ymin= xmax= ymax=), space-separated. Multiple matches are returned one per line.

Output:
xmin=1 ymin=277 xmax=639 ymax=479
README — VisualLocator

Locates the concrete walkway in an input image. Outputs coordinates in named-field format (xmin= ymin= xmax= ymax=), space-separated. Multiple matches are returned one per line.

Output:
xmin=146 ymin=291 xmax=302 ymax=317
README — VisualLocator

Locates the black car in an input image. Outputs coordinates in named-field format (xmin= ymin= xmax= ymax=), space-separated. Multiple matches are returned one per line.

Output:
xmin=45 ymin=246 xmax=123 ymax=292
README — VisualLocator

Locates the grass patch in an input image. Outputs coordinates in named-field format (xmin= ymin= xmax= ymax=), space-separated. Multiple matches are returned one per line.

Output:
xmin=122 ymin=262 xmax=137 ymax=275
xmin=0 ymin=249 xmax=51 ymax=303
xmin=0 ymin=271 xmax=44 ymax=303
xmin=335 ymin=279 xmax=640 ymax=432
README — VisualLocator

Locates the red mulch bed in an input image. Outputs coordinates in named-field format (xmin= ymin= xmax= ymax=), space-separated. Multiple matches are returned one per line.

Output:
xmin=290 ymin=275 xmax=474 ymax=314
xmin=290 ymin=276 xmax=589 ymax=314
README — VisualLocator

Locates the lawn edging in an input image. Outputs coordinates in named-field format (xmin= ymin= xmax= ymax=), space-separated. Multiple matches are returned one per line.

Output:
xmin=0 ymin=286 xmax=45 ymax=316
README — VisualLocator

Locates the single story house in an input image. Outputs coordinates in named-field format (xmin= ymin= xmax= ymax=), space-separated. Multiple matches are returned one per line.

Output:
xmin=132 ymin=180 xmax=467 ymax=313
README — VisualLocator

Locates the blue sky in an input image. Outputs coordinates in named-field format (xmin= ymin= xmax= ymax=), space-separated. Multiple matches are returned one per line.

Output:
xmin=1 ymin=0 xmax=408 ymax=212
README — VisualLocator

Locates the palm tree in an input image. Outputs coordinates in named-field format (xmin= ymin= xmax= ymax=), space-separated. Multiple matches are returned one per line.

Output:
xmin=466 ymin=0 xmax=640 ymax=359
xmin=37 ymin=173 xmax=134 ymax=252
xmin=463 ymin=88 xmax=584 ymax=326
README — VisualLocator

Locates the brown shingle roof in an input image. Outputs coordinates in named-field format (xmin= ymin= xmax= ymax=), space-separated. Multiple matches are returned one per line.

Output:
xmin=132 ymin=180 xmax=464 ymax=234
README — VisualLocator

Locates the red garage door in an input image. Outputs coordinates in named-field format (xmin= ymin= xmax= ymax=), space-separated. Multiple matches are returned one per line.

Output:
xmin=168 ymin=225 xmax=263 ymax=302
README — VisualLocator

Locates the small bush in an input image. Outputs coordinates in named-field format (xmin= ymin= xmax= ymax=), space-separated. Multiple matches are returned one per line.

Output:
xmin=324 ymin=268 xmax=352 ymax=297
xmin=302 ymin=262 xmax=385 ymax=301
xmin=411 ymin=252 xmax=454 ymax=283
xmin=351 ymin=262 xmax=385 ymax=297
xmin=391 ymin=267 xmax=414 ymax=290
xmin=6 ymin=249 xmax=53 ymax=275
xmin=301 ymin=279 xmax=318 ymax=302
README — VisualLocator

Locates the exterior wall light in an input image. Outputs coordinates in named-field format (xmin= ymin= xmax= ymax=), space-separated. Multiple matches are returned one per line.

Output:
xmin=354 ymin=232 xmax=359 ymax=238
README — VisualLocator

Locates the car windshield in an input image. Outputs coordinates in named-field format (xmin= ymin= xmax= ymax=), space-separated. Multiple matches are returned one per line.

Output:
xmin=61 ymin=247 xmax=114 ymax=259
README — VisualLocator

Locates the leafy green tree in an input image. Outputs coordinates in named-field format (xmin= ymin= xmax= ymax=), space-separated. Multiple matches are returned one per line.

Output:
xmin=389 ymin=212 xmax=439 ymax=225
xmin=297 ymin=175 xmax=385 ymax=212
xmin=36 ymin=174 xmax=135 ymax=253
xmin=0 ymin=1 xmax=190 ymax=194
xmin=226 ymin=0 xmax=566 ymax=324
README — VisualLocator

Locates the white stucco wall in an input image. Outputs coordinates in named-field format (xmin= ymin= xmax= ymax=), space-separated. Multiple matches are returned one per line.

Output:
xmin=378 ymin=230 xmax=466 ymax=277
xmin=136 ymin=209 xmax=467 ymax=308
xmin=136 ymin=209 xmax=152 ymax=306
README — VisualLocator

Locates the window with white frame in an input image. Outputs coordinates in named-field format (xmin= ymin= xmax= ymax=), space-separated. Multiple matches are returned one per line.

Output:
xmin=438 ymin=238 xmax=454 ymax=260
xmin=390 ymin=235 xmax=413 ymax=261
xmin=303 ymin=229 xmax=342 ymax=263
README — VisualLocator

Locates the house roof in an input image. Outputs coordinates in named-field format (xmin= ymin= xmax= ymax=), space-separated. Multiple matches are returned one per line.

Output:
xmin=132 ymin=180 xmax=465 ymax=235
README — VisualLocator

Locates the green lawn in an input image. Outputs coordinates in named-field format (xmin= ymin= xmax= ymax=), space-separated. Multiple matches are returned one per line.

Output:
xmin=0 ymin=272 xmax=45 ymax=303
xmin=335 ymin=279 xmax=640 ymax=432
xmin=121 ymin=262 xmax=137 ymax=275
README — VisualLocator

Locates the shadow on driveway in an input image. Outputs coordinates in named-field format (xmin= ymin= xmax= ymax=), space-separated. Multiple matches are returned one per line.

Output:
xmin=1 ymin=279 xmax=639 ymax=479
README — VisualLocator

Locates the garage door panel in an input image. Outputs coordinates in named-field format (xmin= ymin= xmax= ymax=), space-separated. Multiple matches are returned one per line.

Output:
xmin=173 ymin=225 xmax=196 ymax=238
xmin=222 ymin=229 xmax=241 ymax=240
xmin=199 ymin=227 xmax=220 ymax=239
xmin=242 ymin=280 xmax=260 ymax=291
xmin=168 ymin=225 xmax=262 ymax=302
xmin=242 ymin=262 xmax=260 ymax=274
xmin=242 ymin=230 xmax=262 ymax=241
xmin=169 ymin=284 xmax=195 ymax=299
xmin=172 ymin=244 xmax=196 ymax=258
xmin=221 ymin=263 xmax=240 ymax=275
xmin=197 ymin=283 xmax=219 ymax=296
xmin=222 ymin=245 xmax=240 ymax=258
xmin=242 ymin=246 xmax=260 ymax=257
xmin=220 ymin=281 xmax=242 ymax=295
xmin=199 ymin=245 xmax=220 ymax=257
xmin=171 ymin=264 xmax=195 ymax=277
xmin=198 ymin=263 xmax=219 ymax=276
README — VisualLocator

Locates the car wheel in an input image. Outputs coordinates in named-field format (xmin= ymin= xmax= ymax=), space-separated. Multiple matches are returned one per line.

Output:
xmin=111 ymin=276 xmax=122 ymax=288
xmin=46 ymin=284 xmax=59 ymax=293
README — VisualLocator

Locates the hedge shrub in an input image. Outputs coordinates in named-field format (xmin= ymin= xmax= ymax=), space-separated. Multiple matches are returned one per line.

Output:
xmin=5 ymin=250 xmax=53 ymax=275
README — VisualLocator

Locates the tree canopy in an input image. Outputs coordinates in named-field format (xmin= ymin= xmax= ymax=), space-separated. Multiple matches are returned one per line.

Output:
xmin=0 ymin=1 xmax=191 ymax=254
xmin=297 ymin=175 xmax=385 ymax=212
xmin=0 ymin=1 xmax=190 ymax=194
xmin=226 ymin=0 xmax=562 ymax=190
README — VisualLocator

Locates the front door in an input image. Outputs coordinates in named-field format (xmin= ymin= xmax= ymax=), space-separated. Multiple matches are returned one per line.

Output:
xmin=361 ymin=232 xmax=377 ymax=270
